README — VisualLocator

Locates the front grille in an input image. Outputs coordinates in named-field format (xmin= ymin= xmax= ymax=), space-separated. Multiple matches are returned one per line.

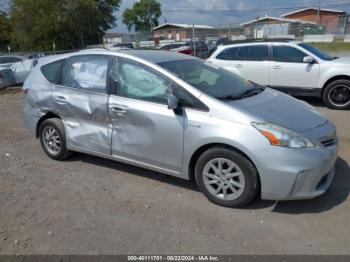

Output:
xmin=321 ymin=138 xmax=337 ymax=147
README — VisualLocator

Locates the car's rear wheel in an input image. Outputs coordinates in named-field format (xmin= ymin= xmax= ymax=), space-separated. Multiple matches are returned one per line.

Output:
xmin=39 ymin=118 xmax=71 ymax=160
xmin=195 ymin=147 xmax=259 ymax=207
xmin=323 ymin=79 xmax=350 ymax=110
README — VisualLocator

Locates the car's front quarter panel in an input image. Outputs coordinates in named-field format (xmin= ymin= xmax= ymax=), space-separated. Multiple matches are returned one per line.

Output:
xmin=318 ymin=62 xmax=350 ymax=89
xmin=182 ymin=107 xmax=268 ymax=180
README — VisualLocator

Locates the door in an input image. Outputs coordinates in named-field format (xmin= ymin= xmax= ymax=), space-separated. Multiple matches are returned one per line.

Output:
xmin=213 ymin=44 xmax=270 ymax=85
xmin=269 ymin=45 xmax=320 ymax=90
xmin=52 ymin=54 xmax=112 ymax=154
xmin=108 ymin=57 xmax=184 ymax=173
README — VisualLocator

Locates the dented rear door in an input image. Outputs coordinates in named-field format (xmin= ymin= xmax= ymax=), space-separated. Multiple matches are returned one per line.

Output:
xmin=52 ymin=55 xmax=112 ymax=154
xmin=108 ymin=57 xmax=184 ymax=174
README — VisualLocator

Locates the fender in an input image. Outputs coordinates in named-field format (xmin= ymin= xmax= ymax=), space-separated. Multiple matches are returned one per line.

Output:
xmin=319 ymin=67 xmax=350 ymax=89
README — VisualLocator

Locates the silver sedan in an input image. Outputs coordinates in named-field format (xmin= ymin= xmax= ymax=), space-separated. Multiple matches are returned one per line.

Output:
xmin=22 ymin=50 xmax=338 ymax=207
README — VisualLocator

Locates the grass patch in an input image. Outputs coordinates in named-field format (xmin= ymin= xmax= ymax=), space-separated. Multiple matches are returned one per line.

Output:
xmin=311 ymin=42 xmax=350 ymax=52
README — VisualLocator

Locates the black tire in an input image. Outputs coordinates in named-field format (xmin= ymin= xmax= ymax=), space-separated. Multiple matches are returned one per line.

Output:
xmin=322 ymin=79 xmax=350 ymax=110
xmin=39 ymin=118 xmax=71 ymax=160
xmin=195 ymin=147 xmax=259 ymax=208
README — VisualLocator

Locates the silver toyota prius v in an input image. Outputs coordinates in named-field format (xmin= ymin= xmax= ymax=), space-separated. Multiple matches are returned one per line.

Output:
xmin=23 ymin=50 xmax=338 ymax=207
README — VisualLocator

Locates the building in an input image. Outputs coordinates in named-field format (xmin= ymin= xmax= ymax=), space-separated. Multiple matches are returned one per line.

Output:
xmin=103 ymin=32 xmax=135 ymax=44
xmin=152 ymin=23 xmax=214 ymax=41
xmin=240 ymin=15 xmax=315 ymax=38
xmin=281 ymin=7 xmax=347 ymax=34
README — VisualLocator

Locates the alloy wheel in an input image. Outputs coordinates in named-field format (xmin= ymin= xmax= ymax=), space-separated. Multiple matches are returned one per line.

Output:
xmin=202 ymin=158 xmax=245 ymax=201
xmin=42 ymin=126 xmax=61 ymax=155
xmin=328 ymin=85 xmax=350 ymax=107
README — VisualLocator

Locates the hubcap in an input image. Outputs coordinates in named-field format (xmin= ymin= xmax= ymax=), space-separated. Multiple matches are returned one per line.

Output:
xmin=43 ymin=126 xmax=61 ymax=155
xmin=328 ymin=85 xmax=350 ymax=107
xmin=202 ymin=158 xmax=245 ymax=201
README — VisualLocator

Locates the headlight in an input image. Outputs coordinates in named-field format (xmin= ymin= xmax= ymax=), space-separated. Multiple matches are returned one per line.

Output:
xmin=251 ymin=122 xmax=315 ymax=148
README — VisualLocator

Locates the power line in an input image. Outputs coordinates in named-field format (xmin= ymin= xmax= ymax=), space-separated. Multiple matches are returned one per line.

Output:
xmin=162 ymin=2 xmax=350 ymax=13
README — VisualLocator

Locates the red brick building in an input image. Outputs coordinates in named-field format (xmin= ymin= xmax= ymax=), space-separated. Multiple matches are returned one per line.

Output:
xmin=281 ymin=8 xmax=347 ymax=33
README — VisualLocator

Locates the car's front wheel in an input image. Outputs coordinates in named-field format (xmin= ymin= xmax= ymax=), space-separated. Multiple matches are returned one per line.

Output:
xmin=323 ymin=79 xmax=350 ymax=110
xmin=195 ymin=147 xmax=259 ymax=207
xmin=39 ymin=118 xmax=71 ymax=160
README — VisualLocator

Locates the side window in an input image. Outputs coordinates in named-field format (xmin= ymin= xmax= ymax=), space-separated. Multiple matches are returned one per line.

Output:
xmin=62 ymin=55 xmax=110 ymax=93
xmin=4 ymin=57 xmax=22 ymax=63
xmin=273 ymin=46 xmax=306 ymax=63
xmin=236 ymin=45 xmax=268 ymax=61
xmin=41 ymin=59 xmax=64 ymax=84
xmin=118 ymin=58 xmax=171 ymax=104
xmin=245 ymin=45 xmax=269 ymax=61
xmin=216 ymin=47 xmax=239 ymax=60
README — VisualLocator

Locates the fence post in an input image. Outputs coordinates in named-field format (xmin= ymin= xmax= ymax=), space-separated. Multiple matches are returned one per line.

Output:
xmin=192 ymin=24 xmax=196 ymax=57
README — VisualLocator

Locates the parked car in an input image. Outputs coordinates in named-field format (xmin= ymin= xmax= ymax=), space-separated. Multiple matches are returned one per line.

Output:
xmin=208 ymin=40 xmax=350 ymax=109
xmin=0 ymin=55 xmax=26 ymax=68
xmin=23 ymin=50 xmax=337 ymax=207
xmin=158 ymin=42 xmax=186 ymax=51
xmin=0 ymin=58 xmax=36 ymax=88
xmin=0 ymin=68 xmax=16 ymax=89
xmin=112 ymin=42 xmax=134 ymax=49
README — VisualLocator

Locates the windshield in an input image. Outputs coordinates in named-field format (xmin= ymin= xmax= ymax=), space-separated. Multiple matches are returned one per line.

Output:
xmin=298 ymin=43 xmax=335 ymax=61
xmin=158 ymin=59 xmax=261 ymax=99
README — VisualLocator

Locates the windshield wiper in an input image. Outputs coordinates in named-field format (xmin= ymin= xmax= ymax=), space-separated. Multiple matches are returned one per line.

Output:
xmin=217 ymin=86 xmax=265 ymax=100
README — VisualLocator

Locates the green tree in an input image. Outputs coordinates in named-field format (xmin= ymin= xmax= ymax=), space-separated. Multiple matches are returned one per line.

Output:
xmin=10 ymin=0 xmax=121 ymax=51
xmin=123 ymin=0 xmax=161 ymax=32
xmin=0 ymin=11 xmax=11 ymax=51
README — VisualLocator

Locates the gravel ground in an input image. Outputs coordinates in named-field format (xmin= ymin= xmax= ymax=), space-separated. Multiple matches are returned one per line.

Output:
xmin=0 ymin=91 xmax=349 ymax=255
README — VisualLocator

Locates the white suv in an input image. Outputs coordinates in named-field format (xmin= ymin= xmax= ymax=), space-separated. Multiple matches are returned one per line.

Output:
xmin=208 ymin=41 xmax=350 ymax=110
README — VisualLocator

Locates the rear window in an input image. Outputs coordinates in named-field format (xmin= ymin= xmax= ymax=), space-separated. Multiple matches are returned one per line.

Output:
xmin=237 ymin=45 xmax=269 ymax=61
xmin=216 ymin=45 xmax=268 ymax=61
xmin=216 ymin=47 xmax=239 ymax=60
xmin=41 ymin=59 xmax=64 ymax=84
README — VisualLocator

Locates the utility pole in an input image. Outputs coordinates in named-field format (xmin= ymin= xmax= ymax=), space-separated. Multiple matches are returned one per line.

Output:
xmin=149 ymin=0 xmax=153 ymax=38
xmin=192 ymin=24 xmax=196 ymax=57
xmin=317 ymin=0 xmax=321 ymax=25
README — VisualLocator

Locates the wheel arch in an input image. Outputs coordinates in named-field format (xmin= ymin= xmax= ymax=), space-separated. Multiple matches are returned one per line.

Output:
xmin=36 ymin=112 xmax=61 ymax=138
xmin=322 ymin=75 xmax=350 ymax=96
xmin=188 ymin=143 xmax=261 ymax=190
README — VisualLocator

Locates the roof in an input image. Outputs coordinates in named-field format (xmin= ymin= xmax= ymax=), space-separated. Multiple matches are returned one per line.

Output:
xmin=153 ymin=23 xmax=214 ymax=31
xmin=240 ymin=15 xmax=316 ymax=26
xmin=281 ymin=7 xmax=345 ymax=17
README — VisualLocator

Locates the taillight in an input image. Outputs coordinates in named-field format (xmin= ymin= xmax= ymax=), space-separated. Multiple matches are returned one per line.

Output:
xmin=177 ymin=47 xmax=193 ymax=55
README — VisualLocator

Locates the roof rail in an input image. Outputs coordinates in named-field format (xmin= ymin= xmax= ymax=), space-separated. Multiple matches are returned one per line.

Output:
xmin=223 ymin=38 xmax=294 ymax=45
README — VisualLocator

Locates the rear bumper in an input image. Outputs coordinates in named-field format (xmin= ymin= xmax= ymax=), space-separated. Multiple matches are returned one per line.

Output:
xmin=23 ymin=101 xmax=40 ymax=136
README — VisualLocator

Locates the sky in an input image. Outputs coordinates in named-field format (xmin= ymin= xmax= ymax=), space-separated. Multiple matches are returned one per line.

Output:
xmin=112 ymin=0 xmax=350 ymax=32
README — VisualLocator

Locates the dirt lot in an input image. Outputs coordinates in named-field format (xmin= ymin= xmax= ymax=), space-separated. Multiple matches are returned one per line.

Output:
xmin=0 ymin=91 xmax=349 ymax=255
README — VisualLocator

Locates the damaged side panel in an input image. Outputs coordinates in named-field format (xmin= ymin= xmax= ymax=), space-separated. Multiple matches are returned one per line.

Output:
xmin=52 ymin=86 xmax=111 ymax=155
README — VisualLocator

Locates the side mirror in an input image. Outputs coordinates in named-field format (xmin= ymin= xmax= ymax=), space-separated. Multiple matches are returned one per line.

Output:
xmin=303 ymin=56 xmax=314 ymax=63
xmin=167 ymin=94 xmax=178 ymax=110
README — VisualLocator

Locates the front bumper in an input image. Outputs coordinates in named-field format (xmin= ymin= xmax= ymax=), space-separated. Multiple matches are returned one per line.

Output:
xmin=257 ymin=121 xmax=338 ymax=201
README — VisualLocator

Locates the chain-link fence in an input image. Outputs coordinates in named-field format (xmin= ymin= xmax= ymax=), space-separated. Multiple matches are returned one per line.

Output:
xmin=147 ymin=14 xmax=350 ymax=47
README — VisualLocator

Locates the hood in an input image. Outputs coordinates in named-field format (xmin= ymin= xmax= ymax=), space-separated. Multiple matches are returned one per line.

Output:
xmin=330 ymin=57 xmax=350 ymax=65
xmin=225 ymin=88 xmax=327 ymax=132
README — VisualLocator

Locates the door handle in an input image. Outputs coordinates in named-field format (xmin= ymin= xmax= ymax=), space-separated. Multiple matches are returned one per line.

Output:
xmin=55 ymin=96 xmax=67 ymax=104
xmin=235 ymin=64 xmax=243 ymax=68
xmin=272 ymin=65 xmax=282 ymax=70
xmin=109 ymin=105 xmax=128 ymax=115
